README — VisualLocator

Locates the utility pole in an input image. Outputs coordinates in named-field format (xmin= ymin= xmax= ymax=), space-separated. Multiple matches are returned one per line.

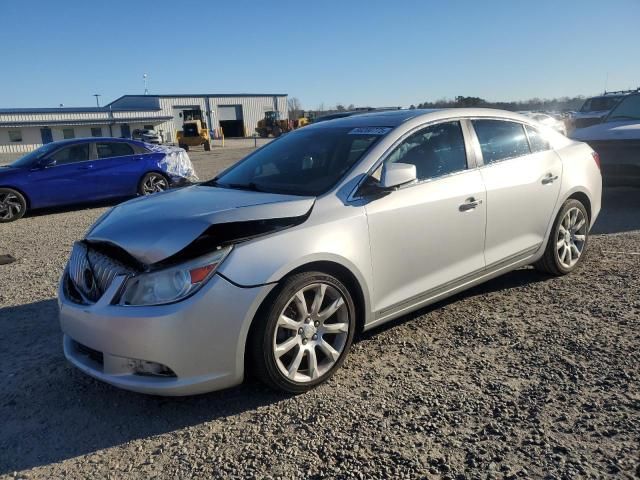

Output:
xmin=93 ymin=94 xmax=101 ymax=107
xmin=143 ymin=73 xmax=149 ymax=95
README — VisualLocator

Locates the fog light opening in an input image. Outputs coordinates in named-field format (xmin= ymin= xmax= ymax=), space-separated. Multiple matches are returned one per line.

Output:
xmin=129 ymin=359 xmax=176 ymax=378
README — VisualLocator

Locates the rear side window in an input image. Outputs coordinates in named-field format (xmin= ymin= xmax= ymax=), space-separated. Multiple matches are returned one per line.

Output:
xmin=472 ymin=120 xmax=530 ymax=164
xmin=50 ymin=144 xmax=90 ymax=165
xmin=525 ymin=125 xmax=550 ymax=153
xmin=96 ymin=142 xmax=134 ymax=159
xmin=385 ymin=121 xmax=467 ymax=181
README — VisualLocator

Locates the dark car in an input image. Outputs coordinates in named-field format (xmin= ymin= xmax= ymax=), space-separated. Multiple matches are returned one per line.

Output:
xmin=0 ymin=138 xmax=197 ymax=222
xmin=570 ymin=93 xmax=640 ymax=185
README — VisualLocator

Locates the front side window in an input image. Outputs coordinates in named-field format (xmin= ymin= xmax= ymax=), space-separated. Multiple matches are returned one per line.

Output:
xmin=63 ymin=128 xmax=75 ymax=139
xmin=96 ymin=142 xmax=134 ymax=159
xmin=212 ymin=126 xmax=387 ymax=196
xmin=8 ymin=130 xmax=22 ymax=142
xmin=384 ymin=121 xmax=468 ymax=181
xmin=49 ymin=143 xmax=90 ymax=165
xmin=91 ymin=127 xmax=102 ymax=137
xmin=472 ymin=120 xmax=530 ymax=164
xmin=525 ymin=125 xmax=550 ymax=153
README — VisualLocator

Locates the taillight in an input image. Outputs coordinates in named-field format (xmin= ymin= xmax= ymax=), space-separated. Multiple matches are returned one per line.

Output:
xmin=592 ymin=151 xmax=601 ymax=171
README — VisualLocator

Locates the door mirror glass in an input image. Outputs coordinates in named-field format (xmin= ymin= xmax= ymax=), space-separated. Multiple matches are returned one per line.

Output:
xmin=380 ymin=163 xmax=417 ymax=189
xmin=39 ymin=157 xmax=56 ymax=168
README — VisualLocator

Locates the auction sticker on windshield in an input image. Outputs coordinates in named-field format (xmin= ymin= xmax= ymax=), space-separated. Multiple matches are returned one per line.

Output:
xmin=348 ymin=127 xmax=392 ymax=135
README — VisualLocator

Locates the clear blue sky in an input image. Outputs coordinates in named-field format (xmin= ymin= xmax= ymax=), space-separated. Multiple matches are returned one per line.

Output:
xmin=1 ymin=0 xmax=638 ymax=109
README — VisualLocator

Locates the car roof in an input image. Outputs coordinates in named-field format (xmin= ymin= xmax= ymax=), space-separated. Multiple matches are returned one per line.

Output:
xmin=41 ymin=137 xmax=147 ymax=148
xmin=305 ymin=108 xmax=534 ymax=129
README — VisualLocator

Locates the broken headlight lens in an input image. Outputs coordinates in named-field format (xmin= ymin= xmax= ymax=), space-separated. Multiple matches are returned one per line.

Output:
xmin=118 ymin=246 xmax=232 ymax=306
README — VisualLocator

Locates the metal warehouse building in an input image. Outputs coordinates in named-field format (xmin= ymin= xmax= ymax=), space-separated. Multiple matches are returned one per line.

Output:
xmin=0 ymin=93 xmax=288 ymax=153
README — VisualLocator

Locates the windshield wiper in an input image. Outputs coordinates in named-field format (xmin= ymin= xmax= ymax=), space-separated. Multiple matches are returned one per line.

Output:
xmin=204 ymin=180 xmax=270 ymax=192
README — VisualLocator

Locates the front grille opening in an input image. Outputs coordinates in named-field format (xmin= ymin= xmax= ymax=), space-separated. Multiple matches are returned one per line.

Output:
xmin=65 ymin=273 xmax=85 ymax=305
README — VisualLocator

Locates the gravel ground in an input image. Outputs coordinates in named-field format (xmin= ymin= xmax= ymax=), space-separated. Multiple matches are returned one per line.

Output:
xmin=0 ymin=147 xmax=638 ymax=479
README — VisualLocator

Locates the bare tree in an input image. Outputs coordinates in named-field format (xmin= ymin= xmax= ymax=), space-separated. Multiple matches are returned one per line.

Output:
xmin=288 ymin=97 xmax=302 ymax=120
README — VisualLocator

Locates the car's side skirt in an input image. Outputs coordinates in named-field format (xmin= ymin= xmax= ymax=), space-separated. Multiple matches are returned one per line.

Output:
xmin=366 ymin=245 xmax=541 ymax=331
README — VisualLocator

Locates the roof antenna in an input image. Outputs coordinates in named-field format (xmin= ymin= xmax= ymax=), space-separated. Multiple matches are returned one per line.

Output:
xmin=93 ymin=94 xmax=101 ymax=107
xmin=143 ymin=73 xmax=149 ymax=95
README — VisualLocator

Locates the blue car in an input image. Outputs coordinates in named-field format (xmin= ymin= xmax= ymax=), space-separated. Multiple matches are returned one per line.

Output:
xmin=0 ymin=138 xmax=197 ymax=222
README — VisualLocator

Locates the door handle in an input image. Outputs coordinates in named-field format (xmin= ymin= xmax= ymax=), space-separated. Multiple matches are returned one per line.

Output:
xmin=541 ymin=173 xmax=558 ymax=185
xmin=459 ymin=197 xmax=482 ymax=212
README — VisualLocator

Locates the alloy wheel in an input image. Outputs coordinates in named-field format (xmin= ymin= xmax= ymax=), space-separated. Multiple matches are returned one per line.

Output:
xmin=142 ymin=174 xmax=168 ymax=195
xmin=0 ymin=192 xmax=23 ymax=221
xmin=272 ymin=283 xmax=350 ymax=383
xmin=556 ymin=207 xmax=587 ymax=268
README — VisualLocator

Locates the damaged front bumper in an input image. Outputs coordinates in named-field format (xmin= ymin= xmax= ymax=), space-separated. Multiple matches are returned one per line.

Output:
xmin=58 ymin=271 xmax=275 ymax=396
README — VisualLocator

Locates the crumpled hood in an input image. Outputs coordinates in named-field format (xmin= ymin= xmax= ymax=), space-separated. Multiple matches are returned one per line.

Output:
xmin=570 ymin=120 xmax=640 ymax=142
xmin=87 ymin=185 xmax=315 ymax=265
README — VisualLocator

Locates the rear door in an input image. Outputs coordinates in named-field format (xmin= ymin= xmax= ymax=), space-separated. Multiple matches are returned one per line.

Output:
xmin=92 ymin=141 xmax=145 ymax=197
xmin=470 ymin=119 xmax=562 ymax=266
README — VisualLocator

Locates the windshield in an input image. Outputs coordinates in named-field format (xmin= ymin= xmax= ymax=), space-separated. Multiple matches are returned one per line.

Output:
xmin=580 ymin=96 xmax=622 ymax=113
xmin=606 ymin=95 xmax=640 ymax=122
xmin=10 ymin=143 xmax=59 ymax=168
xmin=210 ymin=126 xmax=389 ymax=196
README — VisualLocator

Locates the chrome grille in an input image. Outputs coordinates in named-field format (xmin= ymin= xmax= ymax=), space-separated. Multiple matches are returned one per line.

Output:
xmin=68 ymin=242 xmax=136 ymax=303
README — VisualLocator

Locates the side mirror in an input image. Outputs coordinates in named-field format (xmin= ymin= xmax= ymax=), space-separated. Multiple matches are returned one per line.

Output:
xmin=39 ymin=158 xmax=56 ymax=168
xmin=380 ymin=163 xmax=417 ymax=189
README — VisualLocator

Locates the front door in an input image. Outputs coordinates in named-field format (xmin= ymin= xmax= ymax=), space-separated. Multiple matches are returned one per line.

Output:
xmin=26 ymin=142 xmax=95 ymax=207
xmin=470 ymin=120 xmax=562 ymax=266
xmin=364 ymin=121 xmax=487 ymax=315
xmin=40 ymin=128 xmax=53 ymax=144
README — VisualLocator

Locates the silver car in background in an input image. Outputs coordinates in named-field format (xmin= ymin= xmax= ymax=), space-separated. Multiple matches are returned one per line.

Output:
xmin=58 ymin=109 xmax=602 ymax=395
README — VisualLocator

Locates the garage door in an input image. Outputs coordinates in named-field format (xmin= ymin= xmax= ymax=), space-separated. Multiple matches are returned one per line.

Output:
xmin=218 ymin=105 xmax=243 ymax=121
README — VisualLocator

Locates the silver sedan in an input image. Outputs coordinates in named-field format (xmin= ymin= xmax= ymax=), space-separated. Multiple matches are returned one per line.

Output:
xmin=58 ymin=109 xmax=602 ymax=395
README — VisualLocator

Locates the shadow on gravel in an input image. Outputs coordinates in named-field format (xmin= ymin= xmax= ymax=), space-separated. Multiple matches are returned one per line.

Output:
xmin=0 ymin=299 xmax=290 ymax=474
xmin=359 ymin=266 xmax=552 ymax=340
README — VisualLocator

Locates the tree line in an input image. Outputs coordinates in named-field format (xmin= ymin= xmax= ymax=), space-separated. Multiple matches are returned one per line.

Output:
xmin=411 ymin=95 xmax=586 ymax=112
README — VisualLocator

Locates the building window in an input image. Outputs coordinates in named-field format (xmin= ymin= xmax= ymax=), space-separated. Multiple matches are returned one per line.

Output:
xmin=63 ymin=128 xmax=75 ymax=139
xmin=8 ymin=130 xmax=22 ymax=142
xmin=91 ymin=127 xmax=103 ymax=137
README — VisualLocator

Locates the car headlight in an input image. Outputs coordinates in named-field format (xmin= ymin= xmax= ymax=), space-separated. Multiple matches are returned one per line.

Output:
xmin=118 ymin=246 xmax=232 ymax=306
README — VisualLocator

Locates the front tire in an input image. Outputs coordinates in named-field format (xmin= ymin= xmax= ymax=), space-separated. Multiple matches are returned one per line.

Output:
xmin=249 ymin=272 xmax=356 ymax=394
xmin=535 ymin=199 xmax=589 ymax=276
xmin=138 ymin=172 xmax=169 ymax=196
xmin=0 ymin=188 xmax=27 ymax=222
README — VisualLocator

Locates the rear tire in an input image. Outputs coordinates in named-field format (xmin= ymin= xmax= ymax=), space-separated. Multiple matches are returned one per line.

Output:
xmin=204 ymin=140 xmax=211 ymax=151
xmin=249 ymin=271 xmax=356 ymax=394
xmin=535 ymin=199 xmax=589 ymax=276
xmin=0 ymin=188 xmax=27 ymax=222
xmin=273 ymin=127 xmax=282 ymax=137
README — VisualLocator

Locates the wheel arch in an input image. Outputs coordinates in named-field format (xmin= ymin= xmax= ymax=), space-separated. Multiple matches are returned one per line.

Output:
xmin=0 ymin=185 xmax=30 ymax=208
xmin=566 ymin=190 xmax=592 ymax=223
xmin=242 ymin=259 xmax=369 ymax=380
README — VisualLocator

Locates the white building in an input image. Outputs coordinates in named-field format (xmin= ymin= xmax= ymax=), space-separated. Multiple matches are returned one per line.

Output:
xmin=0 ymin=93 xmax=288 ymax=153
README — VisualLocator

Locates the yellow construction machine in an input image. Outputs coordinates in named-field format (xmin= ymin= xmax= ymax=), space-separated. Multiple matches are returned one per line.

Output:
xmin=256 ymin=111 xmax=291 ymax=138
xmin=177 ymin=112 xmax=211 ymax=151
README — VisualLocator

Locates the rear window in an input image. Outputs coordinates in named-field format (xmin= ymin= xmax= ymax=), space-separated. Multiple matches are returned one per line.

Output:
xmin=96 ymin=142 xmax=135 ymax=159
xmin=472 ymin=120 xmax=530 ymax=164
